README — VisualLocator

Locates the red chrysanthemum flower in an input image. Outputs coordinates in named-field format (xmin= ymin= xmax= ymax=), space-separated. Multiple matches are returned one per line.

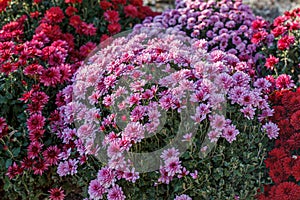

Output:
xmin=108 ymin=23 xmax=121 ymax=35
xmin=290 ymin=110 xmax=300 ymax=130
xmin=45 ymin=7 xmax=65 ymax=23
xmin=31 ymin=91 xmax=49 ymax=105
xmin=21 ymin=157 xmax=34 ymax=170
xmin=27 ymin=113 xmax=45 ymax=131
xmin=265 ymin=148 xmax=288 ymax=169
xmin=271 ymin=25 xmax=287 ymax=37
xmin=33 ymin=159 xmax=49 ymax=175
xmin=269 ymin=163 xmax=289 ymax=184
xmin=273 ymin=182 xmax=300 ymax=200
xmin=0 ymin=0 xmax=10 ymax=13
xmin=277 ymin=35 xmax=295 ymax=50
xmin=49 ymin=187 xmax=65 ymax=200
xmin=99 ymin=1 xmax=112 ymax=11
xmin=69 ymin=15 xmax=82 ymax=29
xmin=104 ymin=10 xmax=120 ymax=24
xmin=272 ymin=106 xmax=286 ymax=122
xmin=291 ymin=159 xmax=300 ymax=181
xmin=30 ymin=11 xmax=40 ymax=18
xmin=275 ymin=74 xmax=294 ymax=90
xmin=43 ymin=145 xmax=60 ymax=165
xmin=40 ymin=67 xmax=61 ymax=87
xmin=65 ymin=6 xmax=78 ymax=16
xmin=6 ymin=162 xmax=23 ymax=179
xmin=23 ymin=64 xmax=44 ymax=76
xmin=251 ymin=31 xmax=268 ymax=44
xmin=265 ymin=55 xmax=279 ymax=70
xmin=277 ymin=119 xmax=294 ymax=139
xmin=28 ymin=129 xmax=45 ymax=141
xmin=124 ymin=5 xmax=138 ymax=18
xmin=27 ymin=141 xmax=43 ymax=159
xmin=79 ymin=42 xmax=96 ymax=58
xmin=27 ymin=102 xmax=44 ymax=113
xmin=0 ymin=117 xmax=8 ymax=138
xmin=79 ymin=22 xmax=97 ymax=36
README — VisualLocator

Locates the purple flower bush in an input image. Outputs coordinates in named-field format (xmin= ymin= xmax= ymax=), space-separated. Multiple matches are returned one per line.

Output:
xmin=134 ymin=0 xmax=271 ymax=76
xmin=52 ymin=26 xmax=277 ymax=199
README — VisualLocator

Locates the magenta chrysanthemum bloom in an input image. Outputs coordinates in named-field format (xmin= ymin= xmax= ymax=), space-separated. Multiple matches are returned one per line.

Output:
xmin=26 ymin=113 xmax=45 ymax=131
xmin=27 ymin=141 xmax=43 ymax=159
xmin=88 ymin=179 xmax=106 ymax=200
xmin=107 ymin=185 xmax=126 ymax=200
xmin=222 ymin=124 xmax=240 ymax=143
xmin=33 ymin=159 xmax=49 ymax=175
xmin=275 ymin=74 xmax=295 ymax=90
xmin=40 ymin=67 xmax=61 ymax=87
xmin=97 ymin=166 xmax=116 ymax=187
xmin=43 ymin=145 xmax=60 ymax=165
xmin=49 ymin=187 xmax=65 ymax=200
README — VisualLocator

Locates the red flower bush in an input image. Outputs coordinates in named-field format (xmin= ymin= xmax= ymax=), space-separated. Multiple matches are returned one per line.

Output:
xmin=257 ymin=88 xmax=300 ymax=199
xmin=252 ymin=8 xmax=300 ymax=85
xmin=0 ymin=0 xmax=157 ymax=199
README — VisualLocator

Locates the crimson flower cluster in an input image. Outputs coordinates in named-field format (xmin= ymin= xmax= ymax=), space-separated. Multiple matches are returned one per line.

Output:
xmin=0 ymin=0 xmax=156 ymax=198
xmin=252 ymin=8 xmax=300 ymax=85
xmin=256 ymin=88 xmax=300 ymax=199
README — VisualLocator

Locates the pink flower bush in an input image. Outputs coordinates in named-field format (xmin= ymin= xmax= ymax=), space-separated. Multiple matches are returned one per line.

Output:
xmin=54 ymin=26 xmax=275 ymax=199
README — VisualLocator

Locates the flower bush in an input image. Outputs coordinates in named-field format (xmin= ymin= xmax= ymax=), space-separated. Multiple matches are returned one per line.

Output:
xmin=0 ymin=0 xmax=157 ymax=199
xmin=252 ymin=8 xmax=300 ymax=85
xmin=54 ymin=24 xmax=277 ymax=199
xmin=134 ymin=0 xmax=271 ymax=75
xmin=256 ymin=88 xmax=300 ymax=199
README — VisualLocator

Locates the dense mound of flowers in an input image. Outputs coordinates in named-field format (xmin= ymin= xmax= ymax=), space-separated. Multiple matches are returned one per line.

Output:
xmin=252 ymin=7 xmax=300 ymax=85
xmin=134 ymin=0 xmax=270 ymax=74
xmin=53 ymin=25 xmax=278 ymax=198
xmin=256 ymin=88 xmax=300 ymax=199
xmin=0 ymin=0 xmax=157 ymax=199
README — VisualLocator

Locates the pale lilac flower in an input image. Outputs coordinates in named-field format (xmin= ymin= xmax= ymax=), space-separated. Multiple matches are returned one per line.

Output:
xmin=165 ymin=157 xmax=182 ymax=176
xmin=210 ymin=114 xmax=226 ymax=131
xmin=262 ymin=122 xmax=279 ymax=139
xmin=158 ymin=167 xmax=173 ymax=184
xmin=190 ymin=170 xmax=198 ymax=179
xmin=208 ymin=130 xmax=221 ymax=142
xmin=123 ymin=168 xmax=139 ymax=183
xmin=241 ymin=106 xmax=256 ymax=120
xmin=161 ymin=148 xmax=180 ymax=161
xmin=97 ymin=167 xmax=116 ymax=188
xmin=107 ymin=185 xmax=125 ymax=200
xmin=174 ymin=194 xmax=192 ymax=200
xmin=88 ymin=179 xmax=106 ymax=200
xmin=222 ymin=124 xmax=240 ymax=143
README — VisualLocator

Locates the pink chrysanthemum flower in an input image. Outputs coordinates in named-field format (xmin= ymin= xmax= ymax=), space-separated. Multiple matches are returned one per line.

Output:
xmin=161 ymin=148 xmax=180 ymax=161
xmin=222 ymin=124 xmax=240 ymax=143
xmin=210 ymin=114 xmax=226 ymax=131
xmin=97 ymin=166 xmax=116 ymax=188
xmin=49 ymin=187 xmax=65 ymax=200
xmin=88 ymin=179 xmax=106 ymax=200
xmin=165 ymin=157 xmax=182 ymax=177
xmin=107 ymin=185 xmax=126 ymax=200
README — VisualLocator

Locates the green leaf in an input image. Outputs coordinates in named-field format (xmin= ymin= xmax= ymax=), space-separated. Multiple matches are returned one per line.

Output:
xmin=12 ymin=147 xmax=21 ymax=157
xmin=5 ymin=159 xmax=12 ymax=168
